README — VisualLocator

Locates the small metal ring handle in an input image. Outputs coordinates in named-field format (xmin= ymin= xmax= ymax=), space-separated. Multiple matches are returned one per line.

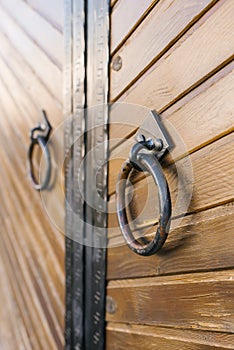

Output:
xmin=116 ymin=141 xmax=171 ymax=256
xmin=28 ymin=110 xmax=52 ymax=191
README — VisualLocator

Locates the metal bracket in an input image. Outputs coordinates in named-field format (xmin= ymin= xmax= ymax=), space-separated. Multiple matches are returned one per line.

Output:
xmin=135 ymin=110 xmax=172 ymax=160
xmin=30 ymin=110 xmax=52 ymax=143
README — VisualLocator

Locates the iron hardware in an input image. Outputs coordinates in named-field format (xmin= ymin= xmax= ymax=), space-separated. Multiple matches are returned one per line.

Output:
xmin=116 ymin=111 xmax=172 ymax=256
xmin=28 ymin=110 xmax=52 ymax=191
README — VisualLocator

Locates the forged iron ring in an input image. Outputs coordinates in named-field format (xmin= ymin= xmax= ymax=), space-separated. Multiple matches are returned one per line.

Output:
xmin=116 ymin=144 xmax=171 ymax=256
xmin=28 ymin=135 xmax=51 ymax=191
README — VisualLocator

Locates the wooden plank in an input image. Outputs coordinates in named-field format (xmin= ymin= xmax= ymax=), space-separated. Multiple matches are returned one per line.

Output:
xmin=0 ymin=98 xmax=65 ymax=328
xmin=0 ymin=225 xmax=40 ymax=350
xmin=111 ymin=0 xmax=157 ymax=52
xmin=3 ymin=218 xmax=64 ymax=350
xmin=107 ymin=203 xmax=234 ymax=279
xmin=0 ymin=219 xmax=58 ymax=350
xmin=0 ymin=6 xmax=62 ymax=102
xmin=0 ymin=75 xmax=64 ymax=252
xmin=106 ymin=270 xmax=234 ymax=332
xmin=111 ymin=0 xmax=216 ymax=95
xmin=0 ymin=144 xmax=65 ymax=328
xmin=24 ymin=0 xmax=63 ymax=32
xmin=106 ymin=323 xmax=234 ymax=349
xmin=108 ymin=133 xmax=234 ymax=238
xmin=0 ymin=248 xmax=32 ymax=350
xmin=108 ymin=63 xmax=234 ymax=194
xmin=1 ymin=0 xmax=63 ymax=68
xmin=111 ymin=0 xmax=234 ymax=104
xmin=0 ymin=30 xmax=62 ymax=120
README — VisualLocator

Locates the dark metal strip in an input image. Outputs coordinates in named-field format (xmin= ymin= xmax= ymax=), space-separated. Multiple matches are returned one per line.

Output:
xmin=85 ymin=1 xmax=110 ymax=349
xmin=64 ymin=0 xmax=74 ymax=348
xmin=72 ymin=0 xmax=86 ymax=347
xmin=64 ymin=0 xmax=86 ymax=348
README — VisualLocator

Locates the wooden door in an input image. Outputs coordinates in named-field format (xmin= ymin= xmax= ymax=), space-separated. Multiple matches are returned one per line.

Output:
xmin=106 ymin=0 xmax=234 ymax=348
xmin=0 ymin=0 xmax=64 ymax=349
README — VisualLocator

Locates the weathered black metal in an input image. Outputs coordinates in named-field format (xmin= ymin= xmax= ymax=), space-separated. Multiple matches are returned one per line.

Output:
xmin=64 ymin=0 xmax=86 ymax=348
xmin=28 ymin=110 xmax=52 ymax=191
xmin=84 ymin=1 xmax=109 ymax=349
xmin=64 ymin=0 xmax=109 ymax=349
xmin=116 ymin=139 xmax=172 ymax=256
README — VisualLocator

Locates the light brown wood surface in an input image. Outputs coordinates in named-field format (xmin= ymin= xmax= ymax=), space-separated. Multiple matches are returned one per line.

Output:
xmin=106 ymin=323 xmax=234 ymax=349
xmin=107 ymin=203 xmax=234 ymax=278
xmin=24 ymin=0 xmax=63 ymax=32
xmin=109 ymin=132 xmax=234 ymax=235
xmin=106 ymin=270 xmax=234 ymax=332
xmin=107 ymin=0 xmax=234 ymax=347
xmin=0 ymin=0 xmax=63 ymax=68
xmin=111 ymin=0 xmax=157 ymax=52
xmin=0 ymin=0 xmax=64 ymax=349
xmin=0 ymin=5 xmax=62 ymax=101
xmin=111 ymin=0 xmax=234 ymax=103
xmin=108 ymin=62 xmax=234 ymax=194
xmin=111 ymin=0 xmax=217 ymax=98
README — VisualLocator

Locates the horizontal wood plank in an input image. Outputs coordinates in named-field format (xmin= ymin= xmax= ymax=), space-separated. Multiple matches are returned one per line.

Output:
xmin=107 ymin=203 xmax=234 ymax=279
xmin=111 ymin=0 xmax=157 ymax=52
xmin=0 ymin=30 xmax=62 ymax=122
xmin=0 ymin=6 xmax=62 ymax=101
xmin=0 ymin=247 xmax=32 ymax=350
xmin=108 ymin=132 xmax=234 ymax=240
xmin=0 ymin=0 xmax=63 ymax=68
xmin=108 ymin=62 xmax=234 ymax=194
xmin=111 ymin=0 xmax=234 ymax=109
xmin=24 ymin=0 xmax=63 ymax=32
xmin=111 ymin=0 xmax=217 ymax=97
xmin=106 ymin=270 xmax=234 ymax=332
xmin=106 ymin=323 xmax=234 ymax=349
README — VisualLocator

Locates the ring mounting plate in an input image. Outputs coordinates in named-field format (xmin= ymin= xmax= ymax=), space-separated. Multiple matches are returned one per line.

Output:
xmin=135 ymin=110 xmax=172 ymax=159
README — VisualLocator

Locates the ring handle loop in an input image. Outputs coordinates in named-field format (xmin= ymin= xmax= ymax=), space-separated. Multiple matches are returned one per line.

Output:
xmin=28 ymin=111 xmax=52 ymax=191
xmin=116 ymin=142 xmax=171 ymax=256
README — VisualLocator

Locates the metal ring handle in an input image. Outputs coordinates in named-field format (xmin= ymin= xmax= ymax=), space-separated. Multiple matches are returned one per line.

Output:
xmin=116 ymin=145 xmax=171 ymax=256
xmin=28 ymin=135 xmax=51 ymax=191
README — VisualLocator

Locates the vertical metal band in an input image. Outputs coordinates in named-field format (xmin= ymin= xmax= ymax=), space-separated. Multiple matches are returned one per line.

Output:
xmin=85 ymin=1 xmax=109 ymax=349
xmin=64 ymin=0 xmax=73 ymax=348
xmin=64 ymin=0 xmax=109 ymax=348
xmin=64 ymin=0 xmax=86 ymax=348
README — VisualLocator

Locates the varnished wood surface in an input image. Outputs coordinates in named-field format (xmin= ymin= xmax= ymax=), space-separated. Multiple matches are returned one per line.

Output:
xmin=109 ymin=132 xmax=234 ymax=235
xmin=107 ymin=203 xmax=234 ymax=279
xmin=110 ymin=0 xmax=234 ymax=103
xmin=111 ymin=0 xmax=217 ymax=98
xmin=0 ymin=0 xmax=64 ymax=348
xmin=106 ymin=323 xmax=234 ymax=349
xmin=107 ymin=0 xmax=234 ymax=347
xmin=111 ymin=0 xmax=157 ymax=53
xmin=108 ymin=62 xmax=234 ymax=194
xmin=24 ymin=0 xmax=63 ymax=32
xmin=107 ymin=270 xmax=234 ymax=332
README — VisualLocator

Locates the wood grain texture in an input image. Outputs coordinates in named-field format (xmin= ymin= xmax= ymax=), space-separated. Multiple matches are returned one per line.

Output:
xmin=24 ymin=0 xmax=63 ymax=32
xmin=111 ymin=0 xmax=157 ymax=52
xmin=111 ymin=0 xmax=216 ymax=96
xmin=0 ymin=30 xmax=62 ymax=119
xmin=106 ymin=323 xmax=234 ymax=349
xmin=107 ymin=203 xmax=234 ymax=279
xmin=111 ymin=0 xmax=234 ymax=104
xmin=108 ymin=62 xmax=234 ymax=194
xmin=109 ymin=132 xmax=234 ymax=237
xmin=0 ymin=5 xmax=62 ymax=101
xmin=0 ymin=0 xmax=63 ymax=68
xmin=0 ymin=242 xmax=32 ymax=350
xmin=0 ymin=0 xmax=64 ymax=348
xmin=106 ymin=270 xmax=234 ymax=332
